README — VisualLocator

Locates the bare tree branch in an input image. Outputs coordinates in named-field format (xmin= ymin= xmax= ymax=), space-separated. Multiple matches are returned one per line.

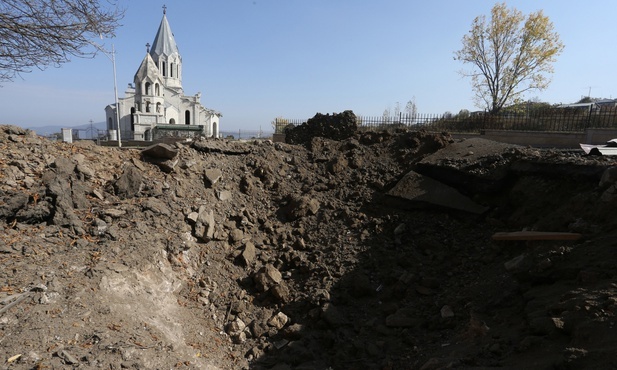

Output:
xmin=0 ymin=0 xmax=124 ymax=82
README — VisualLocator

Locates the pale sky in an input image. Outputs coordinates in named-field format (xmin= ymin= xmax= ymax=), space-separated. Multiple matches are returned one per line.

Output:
xmin=0 ymin=0 xmax=615 ymax=131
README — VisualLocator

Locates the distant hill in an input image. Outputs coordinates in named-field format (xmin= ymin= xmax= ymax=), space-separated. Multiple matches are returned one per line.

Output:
xmin=27 ymin=122 xmax=107 ymax=138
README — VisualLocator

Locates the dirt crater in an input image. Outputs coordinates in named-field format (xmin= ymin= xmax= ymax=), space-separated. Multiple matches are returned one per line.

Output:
xmin=1 ymin=122 xmax=616 ymax=369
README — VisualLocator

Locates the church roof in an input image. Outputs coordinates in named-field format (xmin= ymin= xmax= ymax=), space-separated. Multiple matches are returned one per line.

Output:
xmin=134 ymin=52 xmax=160 ymax=82
xmin=150 ymin=12 xmax=179 ymax=59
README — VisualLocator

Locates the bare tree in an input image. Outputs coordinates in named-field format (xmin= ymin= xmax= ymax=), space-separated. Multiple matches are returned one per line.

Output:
xmin=0 ymin=0 xmax=124 ymax=82
xmin=404 ymin=98 xmax=417 ymax=120
xmin=393 ymin=101 xmax=401 ymax=118
xmin=382 ymin=107 xmax=391 ymax=123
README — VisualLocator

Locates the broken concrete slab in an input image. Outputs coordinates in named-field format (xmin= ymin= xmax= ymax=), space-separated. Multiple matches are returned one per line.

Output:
xmin=387 ymin=170 xmax=488 ymax=214
xmin=415 ymin=137 xmax=521 ymax=192
xmin=141 ymin=143 xmax=178 ymax=160
xmin=113 ymin=165 xmax=144 ymax=198
xmin=192 ymin=139 xmax=251 ymax=155
xmin=241 ymin=241 xmax=256 ymax=266
xmin=140 ymin=143 xmax=180 ymax=173
xmin=156 ymin=158 xmax=179 ymax=173
xmin=204 ymin=168 xmax=222 ymax=187
xmin=217 ymin=190 xmax=232 ymax=201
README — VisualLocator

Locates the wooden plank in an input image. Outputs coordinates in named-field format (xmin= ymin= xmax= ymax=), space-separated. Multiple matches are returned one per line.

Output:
xmin=492 ymin=231 xmax=582 ymax=241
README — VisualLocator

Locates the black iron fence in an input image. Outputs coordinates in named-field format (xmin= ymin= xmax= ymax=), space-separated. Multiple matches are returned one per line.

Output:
xmin=274 ymin=106 xmax=617 ymax=134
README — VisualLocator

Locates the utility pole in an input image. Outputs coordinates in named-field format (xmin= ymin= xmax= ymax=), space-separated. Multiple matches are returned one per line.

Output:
xmin=89 ymin=40 xmax=122 ymax=148
xmin=110 ymin=44 xmax=121 ymax=148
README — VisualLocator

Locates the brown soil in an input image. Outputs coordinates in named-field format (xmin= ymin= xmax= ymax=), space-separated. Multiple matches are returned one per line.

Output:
xmin=1 ymin=123 xmax=617 ymax=370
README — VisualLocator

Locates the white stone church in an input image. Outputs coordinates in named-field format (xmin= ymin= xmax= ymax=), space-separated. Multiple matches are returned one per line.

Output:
xmin=105 ymin=7 xmax=220 ymax=141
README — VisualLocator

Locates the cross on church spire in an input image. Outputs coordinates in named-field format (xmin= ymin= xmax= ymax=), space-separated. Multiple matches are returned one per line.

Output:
xmin=146 ymin=43 xmax=150 ymax=53
xmin=163 ymin=4 xmax=167 ymax=15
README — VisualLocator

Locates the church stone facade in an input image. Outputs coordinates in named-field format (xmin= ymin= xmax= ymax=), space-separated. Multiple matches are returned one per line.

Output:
xmin=105 ymin=8 xmax=220 ymax=141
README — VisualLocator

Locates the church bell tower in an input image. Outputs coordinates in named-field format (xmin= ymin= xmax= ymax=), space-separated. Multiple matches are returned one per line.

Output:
xmin=150 ymin=5 xmax=182 ymax=91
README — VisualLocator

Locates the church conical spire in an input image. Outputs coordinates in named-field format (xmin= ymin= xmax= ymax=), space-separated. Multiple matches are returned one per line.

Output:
xmin=149 ymin=6 xmax=182 ymax=90
xmin=150 ymin=7 xmax=179 ymax=59
xmin=134 ymin=52 xmax=159 ymax=83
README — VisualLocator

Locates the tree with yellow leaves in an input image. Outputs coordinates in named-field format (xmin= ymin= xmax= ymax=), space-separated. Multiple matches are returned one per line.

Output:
xmin=455 ymin=3 xmax=564 ymax=114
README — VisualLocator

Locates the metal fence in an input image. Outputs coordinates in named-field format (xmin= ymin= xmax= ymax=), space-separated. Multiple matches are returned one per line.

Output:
xmin=219 ymin=129 xmax=273 ymax=140
xmin=274 ymin=106 xmax=617 ymax=134
xmin=86 ymin=129 xmax=274 ymax=142
xmin=54 ymin=129 xmax=110 ymax=141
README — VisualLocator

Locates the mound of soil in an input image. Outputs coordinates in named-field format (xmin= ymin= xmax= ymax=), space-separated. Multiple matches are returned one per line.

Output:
xmin=1 ymin=124 xmax=617 ymax=370
xmin=284 ymin=110 xmax=358 ymax=145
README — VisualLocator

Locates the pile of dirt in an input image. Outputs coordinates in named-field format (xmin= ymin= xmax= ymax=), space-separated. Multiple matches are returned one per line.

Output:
xmin=284 ymin=110 xmax=358 ymax=145
xmin=1 ymin=123 xmax=617 ymax=370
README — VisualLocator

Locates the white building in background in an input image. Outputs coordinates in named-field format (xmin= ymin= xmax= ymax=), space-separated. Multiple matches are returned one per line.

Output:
xmin=105 ymin=7 xmax=220 ymax=141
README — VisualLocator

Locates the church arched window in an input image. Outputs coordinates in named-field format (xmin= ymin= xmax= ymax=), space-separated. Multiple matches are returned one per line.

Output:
xmin=170 ymin=63 xmax=174 ymax=77
xmin=185 ymin=110 xmax=191 ymax=125
xmin=145 ymin=82 xmax=151 ymax=95
xmin=146 ymin=101 xmax=151 ymax=113
xmin=155 ymin=83 xmax=160 ymax=96
xmin=161 ymin=61 xmax=166 ymax=76
xmin=169 ymin=118 xmax=175 ymax=124
xmin=156 ymin=103 xmax=161 ymax=113
xmin=130 ymin=107 xmax=136 ymax=130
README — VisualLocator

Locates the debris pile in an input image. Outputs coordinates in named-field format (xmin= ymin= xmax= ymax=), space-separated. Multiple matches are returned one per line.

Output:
xmin=284 ymin=110 xmax=358 ymax=145
xmin=1 ymin=123 xmax=617 ymax=369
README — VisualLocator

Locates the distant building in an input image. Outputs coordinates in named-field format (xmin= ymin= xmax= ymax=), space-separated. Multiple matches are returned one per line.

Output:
xmin=105 ymin=7 xmax=220 ymax=141
xmin=558 ymin=99 xmax=617 ymax=111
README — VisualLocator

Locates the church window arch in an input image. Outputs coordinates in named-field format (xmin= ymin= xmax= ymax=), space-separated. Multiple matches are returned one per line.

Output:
xmin=130 ymin=107 xmax=136 ymax=130
xmin=146 ymin=101 xmax=151 ymax=113
xmin=169 ymin=118 xmax=175 ymax=124
xmin=161 ymin=61 xmax=166 ymax=76
xmin=145 ymin=82 xmax=151 ymax=95
xmin=170 ymin=63 xmax=174 ymax=77
xmin=155 ymin=83 xmax=160 ymax=96
xmin=156 ymin=102 xmax=161 ymax=113
xmin=185 ymin=110 xmax=191 ymax=125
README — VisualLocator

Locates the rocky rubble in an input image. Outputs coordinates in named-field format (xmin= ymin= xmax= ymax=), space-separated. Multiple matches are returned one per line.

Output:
xmin=1 ymin=122 xmax=617 ymax=369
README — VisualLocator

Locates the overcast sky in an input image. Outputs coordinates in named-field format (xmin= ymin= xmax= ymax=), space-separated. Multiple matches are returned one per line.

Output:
xmin=1 ymin=0 xmax=615 ymax=131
